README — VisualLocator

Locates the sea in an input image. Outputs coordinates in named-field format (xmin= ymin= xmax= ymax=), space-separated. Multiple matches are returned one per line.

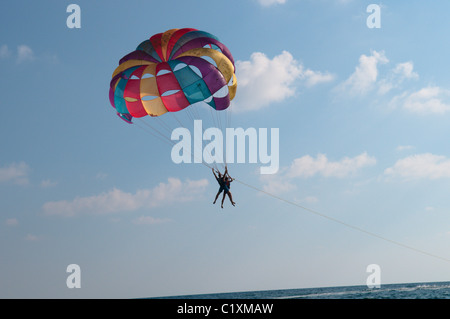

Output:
xmin=144 ymin=282 xmax=450 ymax=317
xmin=156 ymin=281 xmax=450 ymax=299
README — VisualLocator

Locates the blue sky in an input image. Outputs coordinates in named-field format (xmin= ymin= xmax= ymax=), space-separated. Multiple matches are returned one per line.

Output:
xmin=1 ymin=0 xmax=450 ymax=298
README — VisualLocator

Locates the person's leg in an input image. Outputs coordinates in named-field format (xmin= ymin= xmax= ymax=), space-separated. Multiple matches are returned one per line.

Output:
xmin=221 ymin=191 xmax=226 ymax=208
xmin=213 ymin=190 xmax=221 ymax=204
xmin=214 ymin=186 xmax=223 ymax=204
xmin=227 ymin=192 xmax=235 ymax=206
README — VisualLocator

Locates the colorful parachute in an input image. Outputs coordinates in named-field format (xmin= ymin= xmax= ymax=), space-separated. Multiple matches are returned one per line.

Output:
xmin=109 ymin=28 xmax=237 ymax=124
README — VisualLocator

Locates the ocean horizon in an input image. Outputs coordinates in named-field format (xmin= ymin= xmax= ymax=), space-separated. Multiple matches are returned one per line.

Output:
xmin=151 ymin=281 xmax=450 ymax=299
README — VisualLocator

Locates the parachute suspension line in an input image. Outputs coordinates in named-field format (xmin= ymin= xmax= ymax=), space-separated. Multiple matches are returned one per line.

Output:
xmin=190 ymin=103 xmax=201 ymax=119
xmin=154 ymin=116 xmax=173 ymax=135
xmin=208 ymin=103 xmax=218 ymax=132
xmin=234 ymin=178 xmax=450 ymax=264
xmin=216 ymin=107 xmax=226 ymax=171
xmin=182 ymin=105 xmax=219 ymax=172
xmin=215 ymin=106 xmax=222 ymax=133
xmin=227 ymin=104 xmax=232 ymax=133
xmin=135 ymin=118 xmax=175 ymax=146
xmin=169 ymin=111 xmax=185 ymax=129
xmin=135 ymin=109 xmax=227 ymax=173
xmin=135 ymin=118 xmax=215 ymax=171
xmin=184 ymin=106 xmax=195 ymax=123
xmin=220 ymin=109 xmax=228 ymax=171
xmin=201 ymin=104 xmax=222 ymax=172
xmin=222 ymin=109 xmax=227 ymax=168
xmin=168 ymin=105 xmax=221 ymax=172
xmin=216 ymin=109 xmax=227 ymax=168
xmin=224 ymin=106 xmax=233 ymax=167
xmin=135 ymin=111 xmax=230 ymax=174
xmin=168 ymin=109 xmax=220 ymax=170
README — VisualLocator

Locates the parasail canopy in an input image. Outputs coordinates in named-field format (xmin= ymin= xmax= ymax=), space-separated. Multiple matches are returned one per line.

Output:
xmin=109 ymin=28 xmax=237 ymax=124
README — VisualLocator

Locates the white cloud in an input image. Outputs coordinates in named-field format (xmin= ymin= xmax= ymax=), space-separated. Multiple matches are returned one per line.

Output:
xmin=396 ymin=145 xmax=415 ymax=152
xmin=287 ymin=152 xmax=377 ymax=178
xmin=335 ymin=50 xmax=389 ymax=96
xmin=335 ymin=51 xmax=450 ymax=115
xmin=384 ymin=153 xmax=450 ymax=180
xmin=378 ymin=61 xmax=418 ymax=95
xmin=234 ymin=51 xmax=334 ymax=112
xmin=95 ymin=172 xmax=108 ymax=180
xmin=392 ymin=86 xmax=450 ymax=114
xmin=393 ymin=62 xmax=419 ymax=80
xmin=259 ymin=152 xmax=376 ymax=195
xmin=0 ymin=162 xmax=30 ymax=185
xmin=257 ymin=0 xmax=349 ymax=5
xmin=303 ymin=69 xmax=335 ymax=87
xmin=2 ymin=44 xmax=58 ymax=64
xmin=40 ymin=179 xmax=58 ymax=188
xmin=132 ymin=216 xmax=172 ymax=225
xmin=234 ymin=51 xmax=302 ymax=111
xmin=17 ymin=45 xmax=34 ymax=63
xmin=260 ymin=172 xmax=297 ymax=195
xmin=0 ymin=44 xmax=11 ymax=58
xmin=42 ymin=177 xmax=209 ymax=217
xmin=257 ymin=0 xmax=286 ymax=6
xmin=5 ymin=218 xmax=18 ymax=226
xmin=25 ymin=234 xmax=40 ymax=241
